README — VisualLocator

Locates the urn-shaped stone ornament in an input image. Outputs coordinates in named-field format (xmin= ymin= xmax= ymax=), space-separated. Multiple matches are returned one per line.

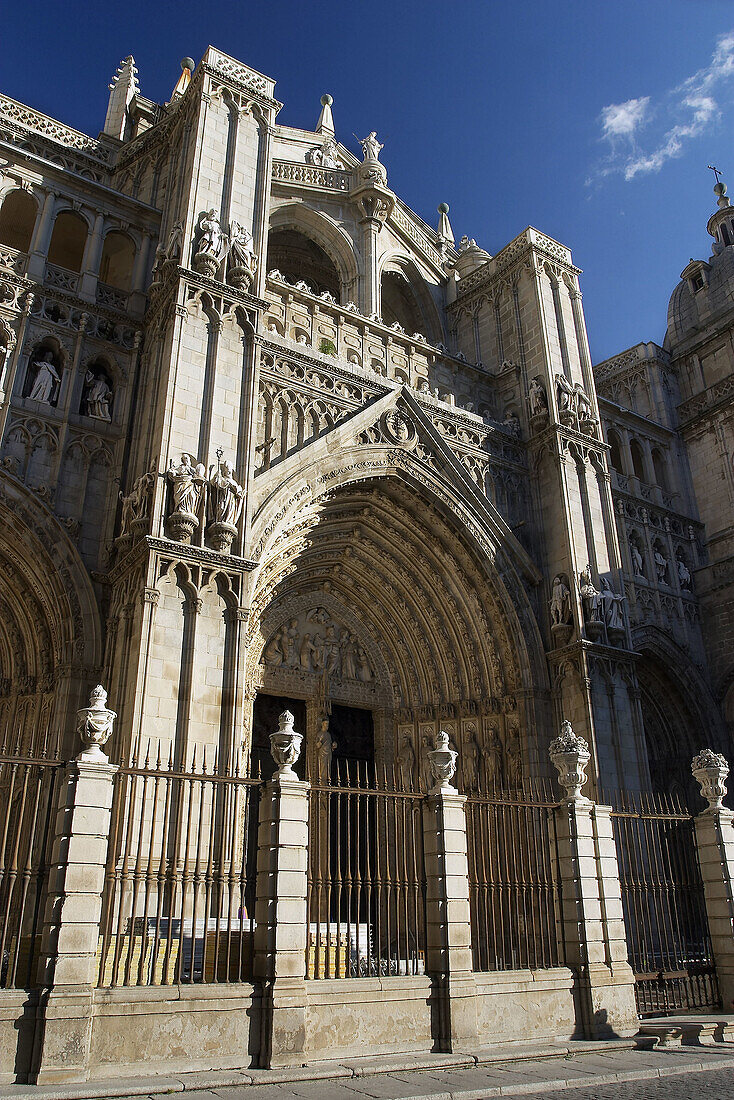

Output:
xmin=549 ymin=720 xmax=591 ymax=802
xmin=692 ymin=749 xmax=729 ymax=811
xmin=428 ymin=729 xmax=458 ymax=793
xmin=270 ymin=710 xmax=303 ymax=778
xmin=76 ymin=684 xmax=117 ymax=762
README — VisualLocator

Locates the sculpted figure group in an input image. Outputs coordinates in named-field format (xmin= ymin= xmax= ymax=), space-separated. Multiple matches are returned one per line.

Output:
xmin=264 ymin=611 xmax=374 ymax=682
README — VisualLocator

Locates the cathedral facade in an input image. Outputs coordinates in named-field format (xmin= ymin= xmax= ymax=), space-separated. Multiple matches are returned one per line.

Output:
xmin=0 ymin=46 xmax=728 ymax=795
xmin=3 ymin=44 xmax=734 ymax=1081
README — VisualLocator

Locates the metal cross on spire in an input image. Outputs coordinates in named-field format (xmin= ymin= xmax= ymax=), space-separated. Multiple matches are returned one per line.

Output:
xmin=708 ymin=165 xmax=724 ymax=185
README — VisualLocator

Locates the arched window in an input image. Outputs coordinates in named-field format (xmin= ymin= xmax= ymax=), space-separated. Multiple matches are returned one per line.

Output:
xmin=0 ymin=189 xmax=37 ymax=252
xmin=47 ymin=210 xmax=88 ymax=272
xmin=651 ymin=447 xmax=668 ymax=491
xmin=630 ymin=438 xmax=646 ymax=482
xmin=99 ymin=231 xmax=135 ymax=291
xmin=266 ymin=229 xmax=340 ymax=300
xmin=722 ymin=223 xmax=731 ymax=247
xmin=607 ymin=429 xmax=624 ymax=474
xmin=380 ymin=270 xmax=423 ymax=333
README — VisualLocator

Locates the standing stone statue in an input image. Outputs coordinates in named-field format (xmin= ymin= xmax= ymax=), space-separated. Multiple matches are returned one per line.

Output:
xmin=396 ymin=733 xmax=416 ymax=787
xmin=600 ymin=577 xmax=626 ymax=635
xmin=654 ymin=546 xmax=669 ymax=584
xmin=482 ymin=726 xmax=503 ymax=790
xmin=359 ymin=131 xmax=384 ymax=162
xmin=316 ymin=718 xmax=336 ymax=781
xmin=194 ymin=209 xmax=223 ymax=276
xmin=227 ymin=220 xmax=257 ymax=289
xmin=528 ymin=377 xmax=548 ymax=418
xmin=167 ymin=454 xmax=205 ymax=543
xmin=677 ymin=556 xmax=692 ymax=589
xmin=505 ymin=724 xmax=523 ymax=788
xmin=29 ymin=350 xmax=61 ymax=405
xmin=579 ymin=564 xmax=602 ymax=621
xmin=549 ymin=574 xmax=572 ymax=626
xmin=419 ymin=734 xmax=433 ymax=792
xmin=118 ymin=463 xmax=156 ymax=541
xmin=82 ymin=369 xmax=113 ymax=421
xmin=463 ymin=728 xmax=480 ymax=791
xmin=630 ymin=538 xmax=645 ymax=578
xmin=556 ymin=374 xmax=574 ymax=421
xmin=206 ymin=458 xmax=245 ymax=552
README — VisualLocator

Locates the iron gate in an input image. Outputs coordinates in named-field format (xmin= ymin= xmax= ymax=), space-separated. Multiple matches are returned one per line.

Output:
xmin=608 ymin=789 xmax=719 ymax=1016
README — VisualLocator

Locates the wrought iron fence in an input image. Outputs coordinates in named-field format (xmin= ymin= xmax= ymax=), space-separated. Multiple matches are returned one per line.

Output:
xmin=607 ymin=788 xmax=719 ymax=1016
xmin=0 ymin=744 xmax=63 ymax=988
xmin=466 ymin=780 xmax=564 ymax=973
xmin=306 ymin=761 xmax=427 ymax=979
xmin=97 ymin=745 xmax=262 ymax=987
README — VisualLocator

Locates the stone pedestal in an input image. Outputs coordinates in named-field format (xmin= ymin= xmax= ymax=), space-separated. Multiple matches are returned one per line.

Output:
xmin=553 ymin=798 xmax=638 ymax=1038
xmin=253 ymin=773 xmax=310 ymax=1067
xmin=32 ymin=759 xmax=117 ymax=1084
xmin=693 ymin=808 xmax=734 ymax=1010
xmin=423 ymin=788 xmax=478 ymax=1050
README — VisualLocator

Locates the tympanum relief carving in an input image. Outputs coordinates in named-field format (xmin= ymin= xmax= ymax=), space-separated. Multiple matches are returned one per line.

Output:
xmin=262 ymin=607 xmax=374 ymax=683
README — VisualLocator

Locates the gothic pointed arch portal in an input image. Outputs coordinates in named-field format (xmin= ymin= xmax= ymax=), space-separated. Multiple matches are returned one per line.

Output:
xmin=0 ymin=471 xmax=103 ymax=757
xmin=244 ymin=472 xmax=548 ymax=791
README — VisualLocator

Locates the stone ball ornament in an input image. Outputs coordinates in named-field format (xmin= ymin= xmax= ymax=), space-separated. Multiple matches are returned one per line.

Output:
xmin=692 ymin=748 xmax=729 ymax=811
xmin=438 ymin=202 xmax=450 ymax=214
xmin=549 ymin=719 xmax=591 ymax=802
xmin=270 ymin=710 xmax=303 ymax=778
xmin=321 ymin=93 xmax=333 ymax=107
xmin=182 ymin=57 xmax=195 ymax=72
xmin=76 ymin=684 xmax=117 ymax=762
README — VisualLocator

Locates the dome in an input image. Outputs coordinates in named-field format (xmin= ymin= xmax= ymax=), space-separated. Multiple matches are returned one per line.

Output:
xmin=666 ymin=243 xmax=734 ymax=348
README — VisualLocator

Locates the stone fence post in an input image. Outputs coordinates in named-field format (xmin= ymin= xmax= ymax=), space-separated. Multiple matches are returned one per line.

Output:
xmin=32 ymin=686 xmax=118 ymax=1084
xmin=550 ymin=721 xmax=638 ymax=1039
xmin=692 ymin=750 xmax=734 ymax=1010
xmin=423 ymin=730 xmax=478 ymax=1050
xmin=253 ymin=711 xmax=310 ymax=1068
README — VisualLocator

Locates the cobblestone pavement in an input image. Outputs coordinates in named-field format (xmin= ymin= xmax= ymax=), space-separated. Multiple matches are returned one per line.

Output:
xmin=137 ymin=1049 xmax=734 ymax=1100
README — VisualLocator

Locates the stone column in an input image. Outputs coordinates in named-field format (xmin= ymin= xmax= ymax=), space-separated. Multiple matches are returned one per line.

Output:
xmin=79 ymin=213 xmax=105 ymax=301
xmin=692 ymin=750 xmax=734 ymax=1010
xmin=550 ymin=722 xmax=638 ymax=1039
xmin=253 ymin=711 xmax=310 ymax=1068
xmin=32 ymin=687 xmax=118 ymax=1084
xmin=423 ymin=731 xmax=478 ymax=1050
xmin=26 ymin=190 xmax=57 ymax=280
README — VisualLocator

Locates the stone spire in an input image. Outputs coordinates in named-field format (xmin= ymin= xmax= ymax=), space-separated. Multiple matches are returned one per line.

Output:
xmin=437 ymin=203 xmax=455 ymax=249
xmin=316 ymin=93 xmax=335 ymax=135
xmin=103 ymin=56 xmax=139 ymax=141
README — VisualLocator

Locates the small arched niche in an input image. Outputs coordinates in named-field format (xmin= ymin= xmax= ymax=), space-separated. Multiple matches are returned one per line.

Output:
xmin=267 ymin=229 xmax=341 ymax=301
xmin=0 ymin=189 xmax=37 ymax=253
xmin=99 ymin=230 xmax=135 ymax=291
xmin=80 ymin=359 xmax=114 ymax=422
xmin=630 ymin=438 xmax=646 ymax=482
xmin=24 ymin=339 xmax=64 ymax=407
xmin=380 ymin=270 xmax=423 ymax=334
xmin=47 ymin=210 xmax=88 ymax=272
xmin=607 ymin=429 xmax=624 ymax=474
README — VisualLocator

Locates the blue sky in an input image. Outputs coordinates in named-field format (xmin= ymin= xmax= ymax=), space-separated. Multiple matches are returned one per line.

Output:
xmin=4 ymin=0 xmax=734 ymax=361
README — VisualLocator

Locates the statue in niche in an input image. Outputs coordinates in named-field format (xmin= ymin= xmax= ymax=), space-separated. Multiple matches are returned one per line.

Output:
xmin=575 ymin=383 xmax=593 ymax=422
xmin=28 ymin=349 xmax=61 ymax=405
xmin=198 ymin=209 xmax=222 ymax=256
xmin=82 ymin=367 xmax=113 ymax=421
xmin=207 ymin=459 xmax=245 ymax=528
xmin=482 ymin=726 xmax=503 ymax=790
xmin=118 ymin=463 xmax=156 ymax=540
xmin=578 ymin=564 xmax=602 ymax=622
xmin=419 ymin=734 xmax=433 ymax=792
xmin=359 ymin=131 xmax=384 ymax=162
xmin=600 ymin=577 xmax=626 ymax=633
xmin=653 ymin=545 xmax=669 ymax=584
xmin=549 ymin=574 xmax=572 ymax=626
xmin=316 ymin=718 xmax=336 ymax=781
xmin=166 ymin=453 xmax=206 ymax=542
xmin=463 ymin=727 xmax=479 ymax=791
xmin=556 ymin=374 xmax=574 ymax=421
xmin=677 ymin=556 xmax=692 ymax=589
xmin=502 ymin=410 xmax=521 ymax=437
xmin=630 ymin=538 xmax=645 ymax=578
xmin=396 ymin=733 xmax=416 ymax=786
xmin=527 ymin=378 xmax=548 ymax=419
xmin=505 ymin=724 xmax=522 ymax=788
xmin=227 ymin=220 xmax=257 ymax=289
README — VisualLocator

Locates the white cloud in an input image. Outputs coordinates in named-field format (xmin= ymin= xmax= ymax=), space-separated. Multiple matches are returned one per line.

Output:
xmin=591 ymin=32 xmax=734 ymax=183
xmin=601 ymin=96 xmax=650 ymax=140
